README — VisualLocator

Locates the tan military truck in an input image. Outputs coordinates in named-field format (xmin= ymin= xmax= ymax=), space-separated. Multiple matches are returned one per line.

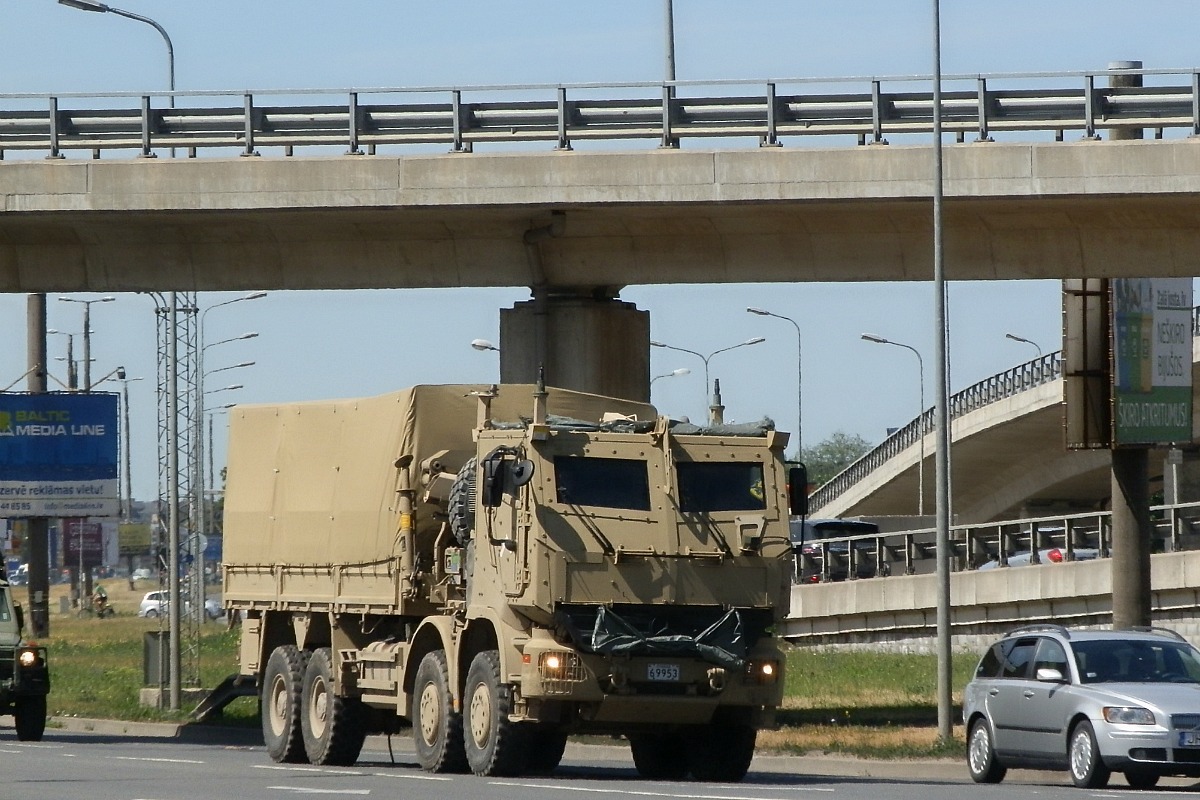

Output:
xmin=223 ymin=382 xmax=801 ymax=780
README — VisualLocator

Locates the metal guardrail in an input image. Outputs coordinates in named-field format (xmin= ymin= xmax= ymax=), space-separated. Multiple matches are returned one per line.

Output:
xmin=795 ymin=501 xmax=1200 ymax=584
xmin=3 ymin=67 xmax=1200 ymax=158
xmin=809 ymin=305 xmax=1200 ymax=513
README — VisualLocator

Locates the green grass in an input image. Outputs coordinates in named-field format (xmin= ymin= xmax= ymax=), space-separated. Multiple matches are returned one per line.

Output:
xmin=39 ymin=613 xmax=973 ymax=756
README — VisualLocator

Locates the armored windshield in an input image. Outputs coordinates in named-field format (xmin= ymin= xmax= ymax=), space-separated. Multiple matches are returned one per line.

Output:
xmin=554 ymin=456 xmax=651 ymax=511
xmin=677 ymin=462 xmax=767 ymax=513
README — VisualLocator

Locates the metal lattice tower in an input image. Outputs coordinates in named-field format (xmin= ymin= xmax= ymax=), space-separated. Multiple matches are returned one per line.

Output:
xmin=153 ymin=291 xmax=201 ymax=689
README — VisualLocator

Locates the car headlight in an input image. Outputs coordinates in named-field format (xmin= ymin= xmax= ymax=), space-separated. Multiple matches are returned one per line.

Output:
xmin=1103 ymin=706 xmax=1156 ymax=725
xmin=17 ymin=648 xmax=39 ymax=668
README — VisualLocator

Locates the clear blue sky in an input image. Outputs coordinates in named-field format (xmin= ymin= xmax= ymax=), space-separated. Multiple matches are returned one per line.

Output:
xmin=2 ymin=1 xmax=1197 ymax=499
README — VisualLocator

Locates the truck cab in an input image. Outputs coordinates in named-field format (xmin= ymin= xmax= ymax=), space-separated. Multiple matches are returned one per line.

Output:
xmin=0 ymin=578 xmax=49 ymax=741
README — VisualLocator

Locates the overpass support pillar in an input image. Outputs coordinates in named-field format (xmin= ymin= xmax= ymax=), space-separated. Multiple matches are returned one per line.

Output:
xmin=1111 ymin=448 xmax=1151 ymax=629
xmin=498 ymin=290 xmax=650 ymax=402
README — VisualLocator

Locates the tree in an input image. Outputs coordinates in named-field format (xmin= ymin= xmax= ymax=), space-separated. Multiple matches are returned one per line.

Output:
xmin=799 ymin=432 xmax=874 ymax=488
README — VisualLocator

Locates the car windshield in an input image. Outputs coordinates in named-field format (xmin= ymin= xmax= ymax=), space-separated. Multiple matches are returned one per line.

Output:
xmin=1074 ymin=638 xmax=1200 ymax=684
xmin=676 ymin=462 xmax=766 ymax=513
xmin=553 ymin=456 xmax=651 ymax=511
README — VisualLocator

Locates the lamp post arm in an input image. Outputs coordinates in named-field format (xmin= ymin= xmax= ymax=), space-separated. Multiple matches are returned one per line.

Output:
xmin=108 ymin=7 xmax=174 ymax=97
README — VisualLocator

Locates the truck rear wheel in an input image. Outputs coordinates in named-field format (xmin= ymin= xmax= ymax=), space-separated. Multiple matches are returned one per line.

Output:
xmin=14 ymin=694 xmax=46 ymax=742
xmin=463 ymin=649 xmax=528 ymax=776
xmin=412 ymin=649 xmax=467 ymax=773
xmin=301 ymin=647 xmax=367 ymax=766
xmin=629 ymin=732 xmax=690 ymax=780
xmin=263 ymin=645 xmax=310 ymax=763
xmin=686 ymin=722 xmax=756 ymax=782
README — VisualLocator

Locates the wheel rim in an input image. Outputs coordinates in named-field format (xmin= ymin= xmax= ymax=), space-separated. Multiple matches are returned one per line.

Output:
xmin=308 ymin=674 xmax=329 ymax=739
xmin=1070 ymin=729 xmax=1093 ymax=780
xmin=968 ymin=724 xmax=990 ymax=775
xmin=418 ymin=681 xmax=441 ymax=746
xmin=469 ymin=682 xmax=492 ymax=749
xmin=268 ymin=673 xmax=289 ymax=737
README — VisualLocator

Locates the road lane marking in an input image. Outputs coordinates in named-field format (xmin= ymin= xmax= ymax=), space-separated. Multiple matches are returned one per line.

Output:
xmin=268 ymin=788 xmax=371 ymax=795
xmin=489 ymin=782 xmax=835 ymax=798
xmin=369 ymin=772 xmax=453 ymax=782
xmin=254 ymin=765 xmax=366 ymax=776
xmin=110 ymin=756 xmax=206 ymax=764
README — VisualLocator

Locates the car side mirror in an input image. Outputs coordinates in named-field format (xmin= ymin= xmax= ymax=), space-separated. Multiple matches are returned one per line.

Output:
xmin=788 ymin=465 xmax=809 ymax=516
xmin=13 ymin=602 xmax=24 ymax=635
xmin=1036 ymin=667 xmax=1066 ymax=683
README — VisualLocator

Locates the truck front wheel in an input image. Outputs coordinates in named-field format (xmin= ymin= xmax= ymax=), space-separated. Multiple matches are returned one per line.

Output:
xmin=14 ymin=694 xmax=47 ymax=742
xmin=412 ymin=649 xmax=467 ymax=773
xmin=262 ymin=645 xmax=310 ymax=763
xmin=301 ymin=648 xmax=366 ymax=766
xmin=463 ymin=649 xmax=528 ymax=776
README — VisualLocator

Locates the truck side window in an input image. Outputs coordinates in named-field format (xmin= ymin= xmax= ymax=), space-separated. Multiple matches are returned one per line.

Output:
xmin=554 ymin=456 xmax=651 ymax=511
xmin=676 ymin=462 xmax=767 ymax=513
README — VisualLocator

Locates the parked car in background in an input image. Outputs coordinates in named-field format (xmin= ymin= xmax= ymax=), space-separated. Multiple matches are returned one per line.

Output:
xmin=964 ymin=625 xmax=1200 ymax=788
xmin=790 ymin=518 xmax=885 ymax=583
xmin=977 ymin=547 xmax=1101 ymax=570
xmin=138 ymin=590 xmax=222 ymax=620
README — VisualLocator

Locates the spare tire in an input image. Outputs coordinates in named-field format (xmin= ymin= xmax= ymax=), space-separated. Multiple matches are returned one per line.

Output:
xmin=448 ymin=457 xmax=476 ymax=546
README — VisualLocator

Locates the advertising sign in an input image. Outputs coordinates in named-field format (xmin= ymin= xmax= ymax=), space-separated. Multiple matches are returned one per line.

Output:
xmin=1112 ymin=278 xmax=1194 ymax=446
xmin=62 ymin=519 xmax=104 ymax=570
xmin=118 ymin=522 xmax=152 ymax=556
xmin=0 ymin=392 xmax=120 ymax=517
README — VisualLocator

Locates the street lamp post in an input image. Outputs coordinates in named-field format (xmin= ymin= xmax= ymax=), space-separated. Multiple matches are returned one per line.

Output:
xmin=1005 ymin=332 xmax=1044 ymax=359
xmin=748 ymin=307 xmax=803 ymax=457
xmin=651 ymin=367 xmax=690 ymax=385
xmin=57 ymin=296 xmax=114 ymax=390
xmin=118 ymin=375 xmax=145 ymax=521
xmin=470 ymin=338 xmax=499 ymax=352
xmin=861 ymin=333 xmax=926 ymax=516
xmin=47 ymin=329 xmax=79 ymax=390
xmin=57 ymin=1 xmax=174 ymax=110
xmin=650 ymin=337 xmax=765 ymax=424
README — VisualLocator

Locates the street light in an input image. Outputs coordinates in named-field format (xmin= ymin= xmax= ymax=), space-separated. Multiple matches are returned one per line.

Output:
xmin=1005 ymin=332 xmax=1044 ymax=359
xmin=471 ymin=338 xmax=499 ymax=352
xmin=57 ymin=1 xmax=174 ymax=112
xmin=861 ymin=333 xmax=926 ymax=516
xmin=57 ymin=296 xmax=115 ymax=390
xmin=118 ymin=375 xmax=145 ymax=521
xmin=748 ymin=307 xmax=803 ymax=457
xmin=651 ymin=367 xmax=690 ymax=385
xmin=650 ymin=337 xmax=765 ymax=422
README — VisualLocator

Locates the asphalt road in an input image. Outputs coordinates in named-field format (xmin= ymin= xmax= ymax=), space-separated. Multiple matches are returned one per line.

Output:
xmin=3 ymin=718 xmax=1199 ymax=800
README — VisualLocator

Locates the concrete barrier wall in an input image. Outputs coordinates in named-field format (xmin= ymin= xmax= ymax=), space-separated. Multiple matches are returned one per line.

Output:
xmin=782 ymin=549 xmax=1200 ymax=652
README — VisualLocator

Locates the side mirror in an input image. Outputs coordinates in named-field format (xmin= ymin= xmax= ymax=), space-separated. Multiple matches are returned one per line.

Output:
xmin=13 ymin=602 xmax=24 ymax=635
xmin=1036 ymin=667 xmax=1066 ymax=683
xmin=788 ymin=465 xmax=809 ymax=516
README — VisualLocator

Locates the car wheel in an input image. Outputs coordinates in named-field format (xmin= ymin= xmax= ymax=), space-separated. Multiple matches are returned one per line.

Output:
xmin=629 ymin=732 xmax=690 ymax=780
xmin=1124 ymin=768 xmax=1160 ymax=789
xmin=687 ymin=722 xmax=756 ymax=782
xmin=1068 ymin=720 xmax=1110 ymax=788
xmin=966 ymin=717 xmax=1006 ymax=783
xmin=144 ymin=608 xmax=158 ymax=618
xmin=14 ymin=694 xmax=47 ymax=742
xmin=463 ymin=650 xmax=529 ymax=776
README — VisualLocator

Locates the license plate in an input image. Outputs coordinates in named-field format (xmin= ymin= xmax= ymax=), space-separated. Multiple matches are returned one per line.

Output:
xmin=647 ymin=663 xmax=680 ymax=682
xmin=1179 ymin=732 xmax=1200 ymax=748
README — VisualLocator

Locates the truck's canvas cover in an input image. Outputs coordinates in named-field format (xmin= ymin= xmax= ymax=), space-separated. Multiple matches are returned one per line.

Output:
xmin=223 ymin=384 xmax=654 ymax=568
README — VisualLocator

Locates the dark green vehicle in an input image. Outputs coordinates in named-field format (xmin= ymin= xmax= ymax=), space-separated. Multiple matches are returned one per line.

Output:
xmin=0 ymin=577 xmax=49 ymax=741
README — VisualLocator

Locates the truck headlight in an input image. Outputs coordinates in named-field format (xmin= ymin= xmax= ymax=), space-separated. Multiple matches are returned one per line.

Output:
xmin=1103 ymin=706 xmax=1155 ymax=725
xmin=17 ymin=649 xmax=39 ymax=668
xmin=537 ymin=651 xmax=586 ymax=694
xmin=745 ymin=659 xmax=780 ymax=685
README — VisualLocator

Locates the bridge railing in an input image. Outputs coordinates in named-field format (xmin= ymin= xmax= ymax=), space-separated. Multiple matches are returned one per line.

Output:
xmin=808 ymin=350 xmax=1064 ymax=512
xmin=809 ymin=305 xmax=1200 ymax=514
xmin=794 ymin=501 xmax=1200 ymax=584
xmin=3 ymin=67 xmax=1200 ymax=158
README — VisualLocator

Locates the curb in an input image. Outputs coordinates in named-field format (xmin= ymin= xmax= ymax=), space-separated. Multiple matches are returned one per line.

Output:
xmin=47 ymin=716 xmax=967 ymax=781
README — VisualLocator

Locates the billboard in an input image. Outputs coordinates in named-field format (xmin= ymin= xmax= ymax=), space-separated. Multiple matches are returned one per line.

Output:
xmin=1112 ymin=278 xmax=1194 ymax=446
xmin=0 ymin=393 xmax=120 ymax=517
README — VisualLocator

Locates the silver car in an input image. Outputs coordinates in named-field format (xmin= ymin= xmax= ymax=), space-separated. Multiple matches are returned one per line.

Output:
xmin=964 ymin=625 xmax=1200 ymax=789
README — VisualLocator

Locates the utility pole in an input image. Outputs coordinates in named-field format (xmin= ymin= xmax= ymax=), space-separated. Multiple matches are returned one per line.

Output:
xmin=25 ymin=295 xmax=50 ymax=637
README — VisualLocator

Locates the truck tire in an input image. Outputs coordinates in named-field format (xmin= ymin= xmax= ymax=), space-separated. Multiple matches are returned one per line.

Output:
xmin=262 ymin=645 xmax=311 ymax=763
xmin=629 ymin=732 xmax=690 ymax=780
xmin=300 ymin=647 xmax=367 ymax=766
xmin=412 ymin=650 xmax=467 ymax=773
xmin=463 ymin=649 xmax=528 ymax=776
xmin=686 ymin=722 xmax=756 ymax=782
xmin=448 ymin=457 xmax=476 ymax=545
xmin=14 ymin=694 xmax=47 ymax=742
xmin=526 ymin=726 xmax=568 ymax=773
